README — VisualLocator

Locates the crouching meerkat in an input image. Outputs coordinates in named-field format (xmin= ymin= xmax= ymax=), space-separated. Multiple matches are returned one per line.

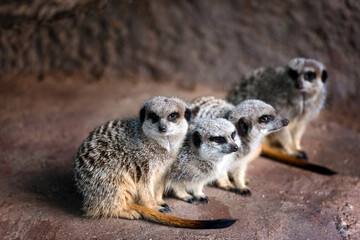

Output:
xmin=226 ymin=58 xmax=328 ymax=161
xmin=74 ymin=96 xmax=236 ymax=229
xmin=166 ymin=118 xmax=240 ymax=203
xmin=190 ymin=97 xmax=288 ymax=194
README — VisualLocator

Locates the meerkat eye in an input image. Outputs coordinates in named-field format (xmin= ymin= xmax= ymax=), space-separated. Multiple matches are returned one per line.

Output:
xmin=148 ymin=112 xmax=159 ymax=123
xmin=304 ymin=71 xmax=316 ymax=81
xmin=209 ymin=136 xmax=227 ymax=144
xmin=168 ymin=112 xmax=179 ymax=121
xmin=231 ymin=131 xmax=236 ymax=140
xmin=259 ymin=115 xmax=273 ymax=123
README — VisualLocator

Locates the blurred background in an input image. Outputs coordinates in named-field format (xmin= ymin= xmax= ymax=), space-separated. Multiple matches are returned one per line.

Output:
xmin=1 ymin=0 xmax=360 ymax=125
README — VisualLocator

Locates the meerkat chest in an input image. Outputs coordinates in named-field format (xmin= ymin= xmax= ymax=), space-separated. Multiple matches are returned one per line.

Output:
xmin=214 ymin=154 xmax=235 ymax=176
xmin=157 ymin=138 xmax=172 ymax=152
xmin=154 ymin=136 xmax=182 ymax=156
xmin=289 ymin=93 xmax=314 ymax=120
xmin=298 ymin=90 xmax=324 ymax=120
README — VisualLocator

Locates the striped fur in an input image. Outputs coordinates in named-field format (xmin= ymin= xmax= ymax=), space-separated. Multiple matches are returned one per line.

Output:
xmin=74 ymin=96 xmax=236 ymax=229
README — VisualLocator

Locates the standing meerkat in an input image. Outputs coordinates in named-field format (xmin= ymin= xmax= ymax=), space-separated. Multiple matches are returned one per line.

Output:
xmin=166 ymin=118 xmax=240 ymax=203
xmin=226 ymin=58 xmax=328 ymax=160
xmin=190 ymin=97 xmax=288 ymax=194
xmin=74 ymin=96 xmax=236 ymax=229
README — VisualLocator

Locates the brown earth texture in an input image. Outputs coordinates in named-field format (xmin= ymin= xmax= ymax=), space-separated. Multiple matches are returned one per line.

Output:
xmin=1 ymin=1 xmax=360 ymax=239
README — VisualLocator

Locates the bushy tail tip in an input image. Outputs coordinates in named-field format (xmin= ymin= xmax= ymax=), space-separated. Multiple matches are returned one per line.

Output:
xmin=261 ymin=145 xmax=337 ymax=176
xmin=128 ymin=204 xmax=237 ymax=229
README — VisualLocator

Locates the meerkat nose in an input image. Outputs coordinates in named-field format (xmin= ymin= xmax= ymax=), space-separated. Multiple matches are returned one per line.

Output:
xmin=158 ymin=125 xmax=167 ymax=133
xmin=231 ymin=145 xmax=239 ymax=152
xmin=296 ymin=82 xmax=304 ymax=89
xmin=283 ymin=119 xmax=289 ymax=126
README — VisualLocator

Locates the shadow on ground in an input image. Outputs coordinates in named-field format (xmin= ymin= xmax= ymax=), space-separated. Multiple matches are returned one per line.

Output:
xmin=21 ymin=169 xmax=82 ymax=217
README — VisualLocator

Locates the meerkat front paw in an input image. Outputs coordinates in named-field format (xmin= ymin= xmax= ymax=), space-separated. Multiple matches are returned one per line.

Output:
xmin=192 ymin=196 xmax=209 ymax=204
xmin=215 ymin=176 xmax=237 ymax=192
xmin=175 ymin=192 xmax=197 ymax=204
xmin=158 ymin=203 xmax=171 ymax=212
xmin=184 ymin=196 xmax=196 ymax=204
xmin=292 ymin=150 xmax=308 ymax=161
xmin=229 ymin=187 xmax=251 ymax=196
xmin=183 ymin=195 xmax=209 ymax=204
xmin=156 ymin=198 xmax=170 ymax=212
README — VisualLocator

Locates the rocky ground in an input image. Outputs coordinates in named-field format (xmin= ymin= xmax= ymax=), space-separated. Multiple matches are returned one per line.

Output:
xmin=0 ymin=76 xmax=359 ymax=240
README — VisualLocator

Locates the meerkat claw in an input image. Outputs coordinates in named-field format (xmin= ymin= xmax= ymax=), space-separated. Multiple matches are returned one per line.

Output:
xmin=160 ymin=204 xmax=171 ymax=212
xmin=192 ymin=197 xmax=200 ymax=204
xmin=230 ymin=188 xmax=251 ymax=196
xmin=159 ymin=207 xmax=171 ymax=213
xmin=293 ymin=151 xmax=308 ymax=161
xmin=199 ymin=197 xmax=209 ymax=203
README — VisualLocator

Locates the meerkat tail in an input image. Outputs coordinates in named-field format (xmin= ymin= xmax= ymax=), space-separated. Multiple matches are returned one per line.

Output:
xmin=128 ymin=204 xmax=236 ymax=229
xmin=261 ymin=145 xmax=336 ymax=175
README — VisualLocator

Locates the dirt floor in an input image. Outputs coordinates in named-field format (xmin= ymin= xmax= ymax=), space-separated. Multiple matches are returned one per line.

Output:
xmin=0 ymin=77 xmax=359 ymax=240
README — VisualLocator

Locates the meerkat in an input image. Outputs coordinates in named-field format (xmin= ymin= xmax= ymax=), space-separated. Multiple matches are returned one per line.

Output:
xmin=226 ymin=58 xmax=328 ymax=161
xmin=74 ymin=96 xmax=236 ymax=229
xmin=190 ymin=97 xmax=289 ymax=194
xmin=166 ymin=118 xmax=240 ymax=203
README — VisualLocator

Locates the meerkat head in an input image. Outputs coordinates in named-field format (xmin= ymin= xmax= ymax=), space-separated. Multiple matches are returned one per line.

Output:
xmin=287 ymin=58 xmax=328 ymax=94
xmin=190 ymin=118 xmax=240 ymax=160
xmin=227 ymin=100 xmax=289 ymax=142
xmin=140 ymin=96 xmax=191 ymax=141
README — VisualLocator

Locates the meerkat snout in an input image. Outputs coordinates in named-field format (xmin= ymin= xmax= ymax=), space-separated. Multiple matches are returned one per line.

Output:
xmin=231 ymin=144 xmax=238 ymax=152
xmin=158 ymin=123 xmax=167 ymax=133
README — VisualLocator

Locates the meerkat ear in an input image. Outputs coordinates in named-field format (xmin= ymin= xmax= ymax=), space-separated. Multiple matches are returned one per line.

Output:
xmin=224 ymin=111 xmax=231 ymax=119
xmin=140 ymin=107 xmax=146 ymax=123
xmin=185 ymin=108 xmax=192 ymax=122
xmin=191 ymin=106 xmax=200 ymax=119
xmin=288 ymin=68 xmax=299 ymax=80
xmin=321 ymin=70 xmax=328 ymax=83
xmin=237 ymin=118 xmax=252 ymax=136
xmin=192 ymin=131 xmax=202 ymax=148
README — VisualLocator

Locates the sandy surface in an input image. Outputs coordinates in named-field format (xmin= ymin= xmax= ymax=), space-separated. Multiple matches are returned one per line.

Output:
xmin=0 ymin=77 xmax=359 ymax=239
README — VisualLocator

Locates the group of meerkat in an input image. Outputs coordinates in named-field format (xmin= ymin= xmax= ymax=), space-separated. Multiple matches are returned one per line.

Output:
xmin=74 ymin=58 xmax=329 ymax=229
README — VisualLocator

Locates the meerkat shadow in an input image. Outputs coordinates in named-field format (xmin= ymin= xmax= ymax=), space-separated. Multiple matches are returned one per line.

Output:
xmin=24 ymin=169 xmax=83 ymax=216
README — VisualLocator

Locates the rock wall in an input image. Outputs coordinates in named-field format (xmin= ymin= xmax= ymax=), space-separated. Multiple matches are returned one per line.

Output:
xmin=1 ymin=0 xmax=359 ymax=107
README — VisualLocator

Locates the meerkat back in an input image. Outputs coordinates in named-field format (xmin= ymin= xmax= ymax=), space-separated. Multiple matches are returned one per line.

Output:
xmin=190 ymin=96 xmax=234 ymax=121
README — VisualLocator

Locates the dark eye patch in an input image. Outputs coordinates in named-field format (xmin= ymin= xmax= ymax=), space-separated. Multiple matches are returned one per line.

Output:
xmin=168 ymin=112 xmax=179 ymax=121
xmin=148 ymin=112 xmax=159 ymax=123
xmin=259 ymin=115 xmax=274 ymax=123
xmin=288 ymin=68 xmax=299 ymax=80
xmin=231 ymin=131 xmax=236 ymax=140
xmin=209 ymin=136 xmax=227 ymax=144
xmin=321 ymin=70 xmax=328 ymax=83
xmin=304 ymin=71 xmax=316 ymax=81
